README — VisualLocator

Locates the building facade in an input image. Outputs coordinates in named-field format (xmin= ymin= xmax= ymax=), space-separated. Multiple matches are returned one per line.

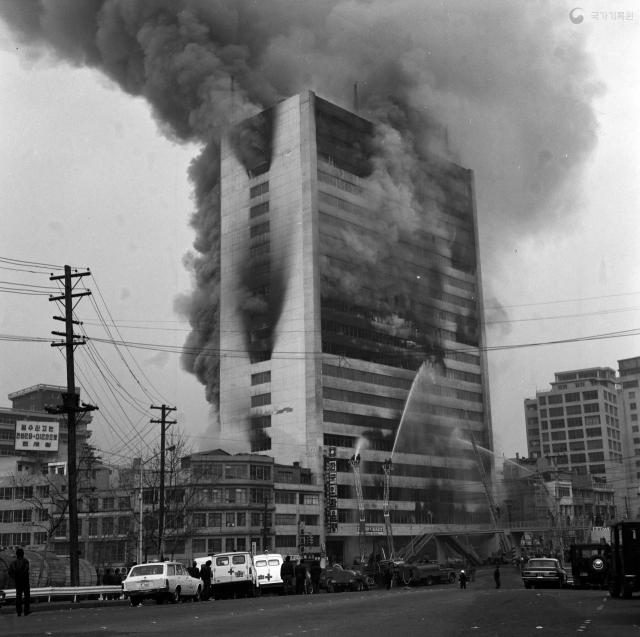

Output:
xmin=618 ymin=356 xmax=640 ymax=517
xmin=524 ymin=367 xmax=626 ymax=512
xmin=217 ymin=91 xmax=493 ymax=562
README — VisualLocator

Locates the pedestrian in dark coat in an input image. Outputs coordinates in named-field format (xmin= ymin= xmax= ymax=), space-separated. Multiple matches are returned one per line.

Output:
xmin=187 ymin=561 xmax=200 ymax=578
xmin=494 ymin=565 xmax=501 ymax=589
xmin=8 ymin=548 xmax=30 ymax=616
xmin=200 ymin=560 xmax=213 ymax=600
xmin=280 ymin=555 xmax=295 ymax=595
xmin=459 ymin=570 xmax=467 ymax=589
xmin=294 ymin=560 xmax=307 ymax=594
xmin=384 ymin=564 xmax=393 ymax=590
xmin=309 ymin=561 xmax=322 ymax=594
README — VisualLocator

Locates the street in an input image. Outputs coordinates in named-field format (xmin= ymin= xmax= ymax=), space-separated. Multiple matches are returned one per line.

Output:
xmin=1 ymin=569 xmax=639 ymax=637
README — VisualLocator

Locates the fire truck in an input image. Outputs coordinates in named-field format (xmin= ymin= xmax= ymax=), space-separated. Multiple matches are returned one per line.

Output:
xmin=607 ymin=520 xmax=640 ymax=598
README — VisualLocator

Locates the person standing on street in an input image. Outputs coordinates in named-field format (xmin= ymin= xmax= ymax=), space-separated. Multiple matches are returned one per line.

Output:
xmin=494 ymin=565 xmax=501 ymax=589
xmin=187 ymin=561 xmax=200 ymax=578
xmin=8 ymin=548 xmax=31 ymax=616
xmin=459 ymin=570 xmax=467 ymax=589
xmin=200 ymin=559 xmax=213 ymax=600
xmin=384 ymin=564 xmax=394 ymax=590
xmin=294 ymin=560 xmax=307 ymax=594
xmin=309 ymin=561 xmax=322 ymax=594
xmin=280 ymin=555 xmax=295 ymax=595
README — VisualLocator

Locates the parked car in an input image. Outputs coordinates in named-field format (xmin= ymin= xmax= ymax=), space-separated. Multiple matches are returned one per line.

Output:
xmin=607 ymin=520 xmax=640 ymax=598
xmin=522 ymin=558 xmax=567 ymax=589
xmin=319 ymin=564 xmax=367 ymax=592
xmin=123 ymin=561 xmax=202 ymax=606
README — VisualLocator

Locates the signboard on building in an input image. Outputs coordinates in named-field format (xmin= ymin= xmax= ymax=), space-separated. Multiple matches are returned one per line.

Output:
xmin=14 ymin=420 xmax=59 ymax=451
xmin=324 ymin=448 xmax=338 ymax=533
xmin=365 ymin=526 xmax=384 ymax=535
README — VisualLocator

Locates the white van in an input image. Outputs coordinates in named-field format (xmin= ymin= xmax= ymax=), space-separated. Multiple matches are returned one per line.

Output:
xmin=195 ymin=552 xmax=258 ymax=599
xmin=253 ymin=553 xmax=284 ymax=595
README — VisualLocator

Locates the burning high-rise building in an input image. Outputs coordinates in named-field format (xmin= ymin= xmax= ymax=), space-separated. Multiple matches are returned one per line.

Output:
xmin=219 ymin=91 xmax=493 ymax=562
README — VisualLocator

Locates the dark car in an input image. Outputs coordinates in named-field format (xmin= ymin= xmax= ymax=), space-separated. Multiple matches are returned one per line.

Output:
xmin=567 ymin=543 xmax=610 ymax=589
xmin=319 ymin=564 xmax=367 ymax=592
xmin=522 ymin=558 xmax=567 ymax=589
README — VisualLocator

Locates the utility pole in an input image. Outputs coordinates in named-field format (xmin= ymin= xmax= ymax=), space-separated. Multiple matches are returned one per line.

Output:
xmin=47 ymin=266 xmax=97 ymax=586
xmin=262 ymin=496 xmax=270 ymax=552
xmin=150 ymin=405 xmax=176 ymax=560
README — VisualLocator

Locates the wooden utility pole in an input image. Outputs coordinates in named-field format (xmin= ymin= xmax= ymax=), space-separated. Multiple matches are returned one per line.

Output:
xmin=150 ymin=405 xmax=176 ymax=560
xmin=48 ymin=265 xmax=97 ymax=586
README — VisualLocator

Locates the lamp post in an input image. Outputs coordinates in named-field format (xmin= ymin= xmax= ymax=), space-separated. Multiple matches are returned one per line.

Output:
xmin=135 ymin=444 xmax=175 ymax=564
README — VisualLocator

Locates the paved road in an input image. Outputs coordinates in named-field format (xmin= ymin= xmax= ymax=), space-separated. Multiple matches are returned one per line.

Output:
xmin=1 ymin=568 xmax=639 ymax=637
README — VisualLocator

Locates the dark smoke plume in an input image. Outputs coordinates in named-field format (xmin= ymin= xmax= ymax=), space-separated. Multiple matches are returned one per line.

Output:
xmin=0 ymin=1 xmax=603 ymax=429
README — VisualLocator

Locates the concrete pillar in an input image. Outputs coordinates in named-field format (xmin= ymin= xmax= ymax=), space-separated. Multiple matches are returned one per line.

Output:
xmin=434 ymin=536 xmax=447 ymax=564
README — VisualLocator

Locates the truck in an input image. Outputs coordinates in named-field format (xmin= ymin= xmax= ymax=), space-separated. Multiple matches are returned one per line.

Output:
xmin=398 ymin=560 xmax=457 ymax=586
xmin=607 ymin=520 xmax=640 ymax=598
xmin=566 ymin=543 xmax=610 ymax=589
xmin=195 ymin=552 xmax=259 ymax=599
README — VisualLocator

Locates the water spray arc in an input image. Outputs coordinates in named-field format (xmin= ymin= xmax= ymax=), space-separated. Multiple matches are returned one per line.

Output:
xmin=349 ymin=454 xmax=367 ymax=566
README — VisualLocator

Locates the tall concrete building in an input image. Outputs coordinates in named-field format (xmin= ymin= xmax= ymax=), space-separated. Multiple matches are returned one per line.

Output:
xmin=524 ymin=367 xmax=627 ymax=514
xmin=218 ymin=91 xmax=493 ymax=562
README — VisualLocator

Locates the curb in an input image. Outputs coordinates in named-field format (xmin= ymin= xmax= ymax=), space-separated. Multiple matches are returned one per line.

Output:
xmin=0 ymin=599 xmax=130 ymax=615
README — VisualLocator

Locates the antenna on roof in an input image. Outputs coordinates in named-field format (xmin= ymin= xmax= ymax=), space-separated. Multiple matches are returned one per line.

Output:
xmin=353 ymin=82 xmax=359 ymax=113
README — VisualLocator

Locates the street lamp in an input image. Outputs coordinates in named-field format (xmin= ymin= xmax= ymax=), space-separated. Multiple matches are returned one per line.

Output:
xmin=135 ymin=445 xmax=175 ymax=564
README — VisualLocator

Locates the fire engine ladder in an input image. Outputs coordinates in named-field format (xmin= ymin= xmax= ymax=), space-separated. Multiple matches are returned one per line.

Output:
xmin=349 ymin=455 xmax=367 ymax=565
xmin=535 ymin=471 xmax=562 ymax=546
xmin=382 ymin=460 xmax=396 ymax=562
xmin=396 ymin=531 xmax=434 ymax=562
xmin=466 ymin=424 xmax=512 ymax=557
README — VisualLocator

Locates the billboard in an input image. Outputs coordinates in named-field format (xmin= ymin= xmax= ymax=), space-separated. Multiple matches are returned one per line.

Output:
xmin=15 ymin=420 xmax=59 ymax=451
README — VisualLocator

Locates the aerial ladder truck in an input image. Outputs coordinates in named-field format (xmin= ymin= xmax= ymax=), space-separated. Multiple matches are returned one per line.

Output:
xmin=349 ymin=454 xmax=367 ymax=566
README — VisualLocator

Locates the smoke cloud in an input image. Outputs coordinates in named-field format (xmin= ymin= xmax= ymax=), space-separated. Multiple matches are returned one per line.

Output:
xmin=0 ymin=1 xmax=602 ymax=426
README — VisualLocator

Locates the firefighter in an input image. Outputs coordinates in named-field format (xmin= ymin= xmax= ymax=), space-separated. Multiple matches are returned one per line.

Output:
xmin=384 ymin=564 xmax=394 ymax=590
xmin=459 ymin=570 xmax=467 ymax=589
xmin=280 ymin=555 xmax=295 ymax=595
xmin=494 ymin=565 xmax=501 ymax=589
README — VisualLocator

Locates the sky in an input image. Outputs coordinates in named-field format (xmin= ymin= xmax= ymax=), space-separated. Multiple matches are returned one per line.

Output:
xmin=0 ymin=2 xmax=638 ymax=465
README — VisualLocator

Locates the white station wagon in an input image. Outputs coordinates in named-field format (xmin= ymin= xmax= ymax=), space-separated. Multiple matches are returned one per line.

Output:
xmin=123 ymin=562 xmax=203 ymax=606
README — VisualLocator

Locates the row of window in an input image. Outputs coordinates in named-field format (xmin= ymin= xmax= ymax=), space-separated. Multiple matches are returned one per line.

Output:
xmin=191 ymin=464 xmax=272 ymax=481
xmin=540 ymin=390 xmax=599 ymax=405
xmin=322 ymin=433 xmax=394 ymax=452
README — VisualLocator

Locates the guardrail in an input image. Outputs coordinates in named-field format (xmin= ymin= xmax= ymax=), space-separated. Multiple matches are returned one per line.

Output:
xmin=3 ymin=586 xmax=124 ymax=603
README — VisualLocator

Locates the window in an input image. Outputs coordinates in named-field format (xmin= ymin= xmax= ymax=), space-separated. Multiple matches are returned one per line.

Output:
xmin=550 ymin=420 xmax=565 ymax=429
xmin=54 ymin=519 xmax=67 ymax=538
xmin=118 ymin=497 xmax=130 ymax=510
xmin=102 ymin=497 xmax=115 ymax=510
xmin=569 ymin=441 xmax=585 ymax=451
xmin=630 ymin=391 xmax=637 ymax=398
xmin=276 ymin=514 xmax=296 ymax=525
xmin=251 ymin=393 xmax=271 ymax=407
xmin=587 ymin=439 xmax=603 ymax=450
xmin=249 ymin=181 xmax=269 ymax=198
xmin=250 ymin=201 xmax=269 ymax=219
xmin=571 ymin=454 xmax=587 ymax=463
xmin=193 ymin=538 xmax=207 ymax=554
xmin=566 ymin=405 xmax=582 ymax=415
xmin=557 ymin=384 xmax=567 ymax=390
xmin=551 ymin=431 xmax=566 ymax=441
xmin=117 ymin=517 xmax=130 ymax=535
xmin=34 ymin=532 xmax=47 ymax=544
xmin=323 ymin=433 xmax=356 ymax=448
xmin=277 ymin=471 xmax=293 ymax=483
xmin=251 ymin=416 xmax=272 ymax=429
xmin=275 ymin=491 xmax=296 ymax=504
xmin=632 ymin=403 xmax=638 ymax=410
xmin=88 ymin=519 xmax=98 ymax=536
xmin=225 ymin=538 xmax=235 ymax=552
xmin=582 ymin=390 xmax=598 ymax=401
xmin=565 ymin=392 xmax=580 ymax=402
xmin=586 ymin=427 xmax=602 ymax=437
xmin=209 ymin=512 xmax=222 ymax=527
xmin=251 ymin=371 xmax=271 ymax=386
xmin=193 ymin=512 xmax=207 ymax=528
xmin=225 ymin=464 xmax=248 ymax=479
xmin=584 ymin=415 xmax=601 ymax=426
xmin=552 ymin=444 xmax=567 ymax=453
xmin=226 ymin=488 xmax=247 ymax=503
xmin=584 ymin=403 xmax=600 ymax=413
xmin=540 ymin=421 xmax=548 ymax=430
xmin=250 ymin=222 xmax=270 ymax=238
xmin=542 ymin=433 xmax=549 ymax=442
xmin=632 ymin=415 xmax=639 ymax=422
xmin=300 ymin=494 xmax=319 ymax=506
xmin=250 ymin=465 xmax=271 ymax=481
xmin=251 ymin=512 xmax=262 ymax=526
xmin=226 ymin=512 xmax=236 ymax=527
xmin=236 ymin=537 xmax=246 ymax=551
xmin=567 ymin=417 xmax=582 ymax=428
xmin=528 ymin=429 xmax=540 ymax=438
xmin=250 ymin=487 xmax=270 ymax=503
xmin=208 ymin=538 xmax=222 ymax=554
xmin=589 ymin=452 xmax=605 ymax=462
xmin=590 ymin=464 xmax=606 ymax=474
xmin=275 ymin=535 xmax=297 ymax=548
xmin=300 ymin=514 xmax=319 ymax=525
xmin=549 ymin=407 xmax=564 ymax=417
xmin=527 ymin=417 xmax=539 ymax=426
xmin=548 ymin=395 xmax=563 ymax=404
xmin=539 ymin=397 xmax=547 ymax=405
xmin=252 ymin=439 xmax=272 ymax=452
xmin=102 ymin=517 xmax=114 ymax=535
